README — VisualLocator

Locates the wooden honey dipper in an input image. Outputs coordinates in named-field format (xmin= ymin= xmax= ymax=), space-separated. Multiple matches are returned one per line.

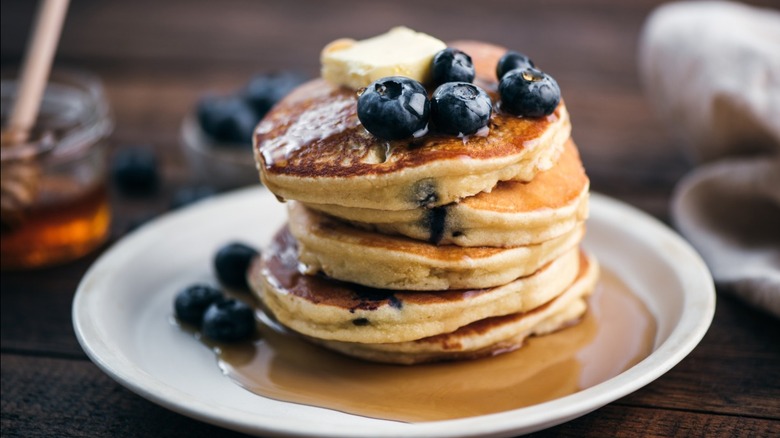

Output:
xmin=1 ymin=0 xmax=70 ymax=228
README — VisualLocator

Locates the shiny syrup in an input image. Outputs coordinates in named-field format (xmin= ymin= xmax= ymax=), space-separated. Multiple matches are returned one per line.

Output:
xmin=186 ymin=268 xmax=655 ymax=422
xmin=1 ymin=176 xmax=110 ymax=269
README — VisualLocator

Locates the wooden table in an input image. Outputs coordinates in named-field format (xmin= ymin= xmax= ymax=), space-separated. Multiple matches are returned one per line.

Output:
xmin=2 ymin=1 xmax=778 ymax=436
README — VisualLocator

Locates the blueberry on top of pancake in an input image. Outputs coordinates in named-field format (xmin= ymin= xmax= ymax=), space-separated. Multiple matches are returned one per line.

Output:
xmin=254 ymin=41 xmax=570 ymax=210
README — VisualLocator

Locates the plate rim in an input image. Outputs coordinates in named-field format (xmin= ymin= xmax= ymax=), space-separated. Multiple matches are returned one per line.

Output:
xmin=72 ymin=188 xmax=716 ymax=437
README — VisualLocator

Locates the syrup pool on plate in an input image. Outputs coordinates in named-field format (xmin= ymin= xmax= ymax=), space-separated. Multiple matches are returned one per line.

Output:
xmin=183 ymin=267 xmax=656 ymax=423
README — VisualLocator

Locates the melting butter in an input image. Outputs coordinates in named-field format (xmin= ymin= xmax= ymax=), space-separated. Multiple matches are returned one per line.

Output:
xmin=321 ymin=27 xmax=446 ymax=90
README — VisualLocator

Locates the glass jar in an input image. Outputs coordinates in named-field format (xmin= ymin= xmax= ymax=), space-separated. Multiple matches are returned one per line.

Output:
xmin=180 ymin=114 xmax=260 ymax=190
xmin=1 ymin=68 xmax=113 ymax=269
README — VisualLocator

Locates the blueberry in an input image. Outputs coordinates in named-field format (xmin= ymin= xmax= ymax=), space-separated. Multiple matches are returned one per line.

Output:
xmin=202 ymin=298 xmax=256 ymax=342
xmin=196 ymin=94 xmax=258 ymax=145
xmin=174 ymin=284 xmax=223 ymax=326
xmin=112 ymin=147 xmax=159 ymax=196
xmin=357 ymin=76 xmax=430 ymax=140
xmin=496 ymin=51 xmax=535 ymax=80
xmin=430 ymin=82 xmax=492 ymax=136
xmin=499 ymin=68 xmax=560 ymax=117
xmin=214 ymin=242 xmax=259 ymax=290
xmin=170 ymin=185 xmax=217 ymax=209
xmin=431 ymin=48 xmax=475 ymax=86
xmin=243 ymin=71 xmax=306 ymax=115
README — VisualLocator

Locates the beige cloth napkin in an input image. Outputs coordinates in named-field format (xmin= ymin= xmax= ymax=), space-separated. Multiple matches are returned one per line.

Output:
xmin=639 ymin=1 xmax=780 ymax=317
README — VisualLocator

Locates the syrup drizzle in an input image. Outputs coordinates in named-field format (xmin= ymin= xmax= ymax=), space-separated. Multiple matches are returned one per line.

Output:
xmin=190 ymin=268 xmax=656 ymax=423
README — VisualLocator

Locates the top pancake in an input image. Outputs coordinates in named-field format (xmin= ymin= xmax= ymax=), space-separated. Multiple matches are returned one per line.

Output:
xmin=254 ymin=41 xmax=571 ymax=211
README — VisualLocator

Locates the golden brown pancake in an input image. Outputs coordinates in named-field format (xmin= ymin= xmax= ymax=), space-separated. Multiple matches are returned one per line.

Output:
xmin=254 ymin=41 xmax=571 ymax=210
xmin=305 ymin=140 xmax=589 ymax=247
xmin=288 ymin=201 xmax=584 ymax=290
xmin=249 ymin=226 xmax=584 ymax=344
xmin=311 ymin=252 xmax=598 ymax=364
xmin=250 ymin=35 xmax=599 ymax=365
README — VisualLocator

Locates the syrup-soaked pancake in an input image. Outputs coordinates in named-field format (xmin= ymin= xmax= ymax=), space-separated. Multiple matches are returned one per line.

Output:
xmin=288 ymin=201 xmax=584 ymax=291
xmin=249 ymin=226 xmax=581 ymax=344
xmin=305 ymin=140 xmax=589 ymax=247
xmin=311 ymin=252 xmax=598 ymax=364
xmin=253 ymin=41 xmax=571 ymax=211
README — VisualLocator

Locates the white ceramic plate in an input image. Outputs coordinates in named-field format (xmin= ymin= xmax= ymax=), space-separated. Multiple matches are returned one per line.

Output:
xmin=73 ymin=188 xmax=715 ymax=437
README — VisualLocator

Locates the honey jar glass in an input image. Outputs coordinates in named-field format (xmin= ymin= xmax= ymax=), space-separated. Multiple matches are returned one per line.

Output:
xmin=1 ymin=68 xmax=113 ymax=269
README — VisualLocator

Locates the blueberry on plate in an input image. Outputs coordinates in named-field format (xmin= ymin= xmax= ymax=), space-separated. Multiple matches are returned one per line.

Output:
xmin=431 ymin=48 xmax=475 ymax=86
xmin=196 ymin=94 xmax=258 ymax=145
xmin=357 ymin=76 xmax=430 ymax=140
xmin=496 ymin=51 xmax=535 ymax=80
xmin=214 ymin=242 xmax=260 ymax=290
xmin=202 ymin=298 xmax=256 ymax=342
xmin=430 ymin=82 xmax=492 ymax=136
xmin=499 ymin=67 xmax=560 ymax=117
xmin=174 ymin=284 xmax=223 ymax=326
xmin=112 ymin=146 xmax=159 ymax=196
xmin=243 ymin=71 xmax=306 ymax=116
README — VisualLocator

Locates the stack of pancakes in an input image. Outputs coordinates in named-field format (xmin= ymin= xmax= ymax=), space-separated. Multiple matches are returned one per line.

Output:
xmin=250 ymin=41 xmax=599 ymax=365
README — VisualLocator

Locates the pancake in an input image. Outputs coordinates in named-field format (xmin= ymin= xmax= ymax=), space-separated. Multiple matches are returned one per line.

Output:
xmin=254 ymin=41 xmax=571 ymax=211
xmin=288 ymin=201 xmax=584 ymax=290
xmin=310 ymin=252 xmax=598 ymax=364
xmin=305 ymin=139 xmax=589 ymax=247
xmin=249 ymin=226 xmax=583 ymax=344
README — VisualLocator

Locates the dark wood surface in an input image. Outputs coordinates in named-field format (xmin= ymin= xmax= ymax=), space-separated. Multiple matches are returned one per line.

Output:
xmin=2 ymin=1 xmax=779 ymax=437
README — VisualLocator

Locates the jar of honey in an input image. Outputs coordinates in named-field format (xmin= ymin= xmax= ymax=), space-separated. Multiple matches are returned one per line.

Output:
xmin=1 ymin=68 xmax=113 ymax=269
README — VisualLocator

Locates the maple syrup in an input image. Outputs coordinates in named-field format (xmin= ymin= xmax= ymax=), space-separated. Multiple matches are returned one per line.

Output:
xmin=1 ymin=69 xmax=112 ymax=269
xmin=1 ymin=175 xmax=109 ymax=269
xmin=189 ymin=268 xmax=656 ymax=422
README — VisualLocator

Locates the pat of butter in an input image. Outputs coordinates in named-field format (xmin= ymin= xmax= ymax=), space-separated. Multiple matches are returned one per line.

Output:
xmin=321 ymin=27 xmax=446 ymax=89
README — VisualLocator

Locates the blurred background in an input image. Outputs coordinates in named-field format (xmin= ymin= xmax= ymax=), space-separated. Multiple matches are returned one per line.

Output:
xmin=3 ymin=0 xmax=748 ymax=231
xmin=2 ymin=1 xmax=779 ymax=437
xmin=2 ymin=0 xmax=776 ymax=224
